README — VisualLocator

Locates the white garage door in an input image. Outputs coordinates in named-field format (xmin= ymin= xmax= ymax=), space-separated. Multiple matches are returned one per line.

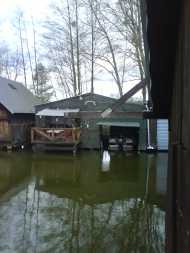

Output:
xmin=157 ymin=119 xmax=169 ymax=151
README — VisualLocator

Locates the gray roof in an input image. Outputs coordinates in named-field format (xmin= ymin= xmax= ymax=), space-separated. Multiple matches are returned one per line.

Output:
xmin=0 ymin=76 xmax=40 ymax=114
xmin=35 ymin=93 xmax=144 ymax=113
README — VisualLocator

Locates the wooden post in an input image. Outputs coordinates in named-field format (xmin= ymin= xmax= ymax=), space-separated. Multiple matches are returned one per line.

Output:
xmin=31 ymin=128 xmax=34 ymax=143
xmin=101 ymin=79 xmax=146 ymax=118
xmin=52 ymin=129 xmax=55 ymax=140
xmin=167 ymin=1 xmax=190 ymax=252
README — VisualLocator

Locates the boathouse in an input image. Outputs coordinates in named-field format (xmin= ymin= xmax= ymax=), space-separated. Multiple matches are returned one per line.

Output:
xmin=32 ymin=93 xmax=147 ymax=151
xmin=0 ymin=76 xmax=40 ymax=149
xmin=144 ymin=0 xmax=189 ymax=251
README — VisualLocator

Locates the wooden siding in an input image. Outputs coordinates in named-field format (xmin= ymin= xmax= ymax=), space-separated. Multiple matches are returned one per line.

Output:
xmin=0 ymin=103 xmax=9 ymax=117
xmin=167 ymin=1 xmax=190 ymax=252
xmin=0 ymin=104 xmax=11 ymax=142
xmin=0 ymin=106 xmax=35 ymax=146
xmin=80 ymin=116 xmax=147 ymax=150
xmin=79 ymin=111 xmax=143 ymax=119
xmin=0 ymin=121 xmax=11 ymax=141
xmin=34 ymin=93 xmax=145 ymax=150
xmin=83 ymin=114 xmax=146 ymax=150
xmin=0 ymin=109 xmax=8 ymax=120
xmin=34 ymin=109 xmax=145 ymax=150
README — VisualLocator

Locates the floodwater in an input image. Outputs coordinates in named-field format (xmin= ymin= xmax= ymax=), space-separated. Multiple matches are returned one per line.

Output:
xmin=0 ymin=151 xmax=167 ymax=253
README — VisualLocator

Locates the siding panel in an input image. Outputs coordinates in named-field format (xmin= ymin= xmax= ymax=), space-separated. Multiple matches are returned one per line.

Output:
xmin=157 ymin=119 xmax=169 ymax=150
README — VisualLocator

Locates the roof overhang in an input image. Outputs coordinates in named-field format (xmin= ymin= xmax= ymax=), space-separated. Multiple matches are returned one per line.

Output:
xmin=146 ymin=0 xmax=181 ymax=118
xmin=36 ymin=108 xmax=80 ymax=117
xmin=97 ymin=121 xmax=140 ymax=128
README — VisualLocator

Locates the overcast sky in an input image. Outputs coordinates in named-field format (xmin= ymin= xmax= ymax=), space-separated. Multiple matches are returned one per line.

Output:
xmin=0 ymin=0 xmax=142 ymax=100
xmin=0 ymin=0 xmax=49 ymax=19
xmin=0 ymin=0 xmax=50 ymax=44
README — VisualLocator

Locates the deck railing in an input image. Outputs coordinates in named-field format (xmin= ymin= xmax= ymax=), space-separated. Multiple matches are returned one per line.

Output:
xmin=31 ymin=127 xmax=81 ymax=144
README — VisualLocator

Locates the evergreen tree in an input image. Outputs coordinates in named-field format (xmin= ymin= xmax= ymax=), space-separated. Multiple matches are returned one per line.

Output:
xmin=34 ymin=63 xmax=53 ymax=102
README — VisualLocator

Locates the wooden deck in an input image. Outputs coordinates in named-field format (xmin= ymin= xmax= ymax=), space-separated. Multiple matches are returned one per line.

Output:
xmin=31 ymin=127 xmax=81 ymax=152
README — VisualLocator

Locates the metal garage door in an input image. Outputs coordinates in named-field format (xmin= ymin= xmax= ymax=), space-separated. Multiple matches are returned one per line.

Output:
xmin=157 ymin=119 xmax=169 ymax=151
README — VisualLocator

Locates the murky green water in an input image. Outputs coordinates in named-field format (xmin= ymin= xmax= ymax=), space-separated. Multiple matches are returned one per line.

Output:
xmin=0 ymin=151 xmax=167 ymax=253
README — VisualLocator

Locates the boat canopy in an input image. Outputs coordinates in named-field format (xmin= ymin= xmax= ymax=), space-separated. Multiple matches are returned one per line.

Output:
xmin=97 ymin=121 xmax=140 ymax=128
xmin=36 ymin=108 xmax=80 ymax=117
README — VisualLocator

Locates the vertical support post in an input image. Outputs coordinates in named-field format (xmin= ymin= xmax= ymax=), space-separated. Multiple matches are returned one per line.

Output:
xmin=31 ymin=128 xmax=34 ymax=143
xmin=140 ymin=0 xmax=156 ymax=151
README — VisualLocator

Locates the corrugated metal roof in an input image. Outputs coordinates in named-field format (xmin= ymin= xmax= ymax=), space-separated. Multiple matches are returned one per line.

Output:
xmin=0 ymin=76 xmax=40 ymax=114
xmin=97 ymin=121 xmax=140 ymax=127
xmin=36 ymin=108 xmax=80 ymax=116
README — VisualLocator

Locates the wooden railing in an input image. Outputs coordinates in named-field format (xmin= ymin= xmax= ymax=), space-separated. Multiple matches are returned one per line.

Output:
xmin=31 ymin=127 xmax=81 ymax=144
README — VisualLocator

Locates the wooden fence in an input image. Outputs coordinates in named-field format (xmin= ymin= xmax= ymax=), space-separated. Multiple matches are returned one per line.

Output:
xmin=31 ymin=127 xmax=81 ymax=144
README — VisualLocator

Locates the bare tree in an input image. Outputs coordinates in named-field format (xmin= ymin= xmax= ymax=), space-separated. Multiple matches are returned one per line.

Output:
xmin=87 ymin=0 xmax=97 ymax=93
xmin=104 ymin=0 xmax=146 ymax=101
xmin=0 ymin=43 xmax=22 ymax=81
xmin=43 ymin=0 xmax=89 ymax=97
xmin=31 ymin=17 xmax=39 ymax=95
xmin=66 ymin=0 xmax=77 ymax=95
xmin=21 ymin=17 xmax=36 ymax=93
xmin=41 ymin=0 xmax=146 ymax=99
xmin=17 ymin=12 xmax=27 ymax=87
xmin=74 ymin=0 xmax=81 ymax=94
xmin=90 ymin=0 xmax=127 ymax=96
xmin=33 ymin=62 xmax=53 ymax=102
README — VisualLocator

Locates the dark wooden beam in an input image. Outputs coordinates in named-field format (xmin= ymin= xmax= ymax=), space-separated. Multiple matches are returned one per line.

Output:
xmin=101 ymin=80 xmax=146 ymax=118
xmin=146 ymin=0 xmax=181 ymax=117
xmin=143 ymin=111 xmax=169 ymax=119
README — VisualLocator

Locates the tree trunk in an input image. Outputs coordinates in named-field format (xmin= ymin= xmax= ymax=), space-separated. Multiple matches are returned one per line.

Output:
xmin=92 ymin=4 xmax=123 ymax=97
xmin=18 ymin=15 xmax=27 ymax=88
xmin=67 ymin=0 xmax=77 ymax=96
xmin=32 ymin=18 xmax=39 ymax=95
xmin=75 ymin=0 xmax=81 ymax=95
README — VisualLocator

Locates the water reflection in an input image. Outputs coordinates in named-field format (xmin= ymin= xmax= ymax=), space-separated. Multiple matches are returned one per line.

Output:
xmin=0 ymin=152 xmax=167 ymax=253
xmin=101 ymin=151 xmax=110 ymax=172
xmin=0 ymin=153 xmax=31 ymax=201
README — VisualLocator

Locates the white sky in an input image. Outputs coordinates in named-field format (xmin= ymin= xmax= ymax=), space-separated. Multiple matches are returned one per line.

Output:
xmin=0 ymin=0 xmax=50 ymax=19
xmin=0 ymin=0 xmax=50 ymax=43
xmin=0 ymin=0 xmax=142 ymax=100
